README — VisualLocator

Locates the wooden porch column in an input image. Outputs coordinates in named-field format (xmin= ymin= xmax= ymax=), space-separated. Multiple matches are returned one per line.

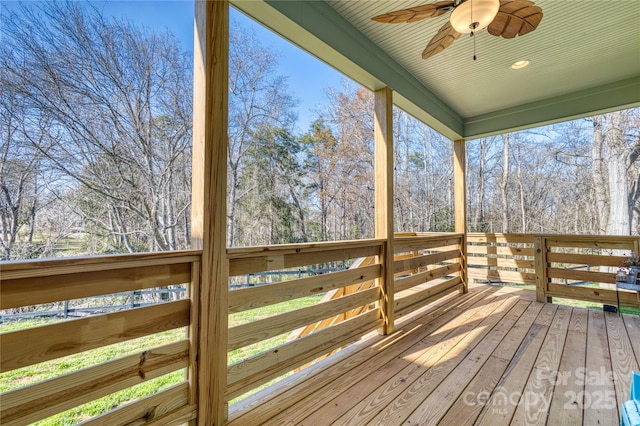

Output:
xmin=374 ymin=87 xmax=394 ymax=335
xmin=192 ymin=1 xmax=229 ymax=424
xmin=453 ymin=139 xmax=468 ymax=293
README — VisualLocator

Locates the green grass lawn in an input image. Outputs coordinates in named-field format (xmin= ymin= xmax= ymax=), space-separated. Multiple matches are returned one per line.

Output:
xmin=1 ymin=293 xmax=324 ymax=425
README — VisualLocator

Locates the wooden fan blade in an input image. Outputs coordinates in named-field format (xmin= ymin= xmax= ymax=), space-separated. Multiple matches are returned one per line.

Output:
xmin=372 ymin=1 xmax=454 ymax=24
xmin=488 ymin=0 xmax=543 ymax=39
xmin=422 ymin=21 xmax=461 ymax=59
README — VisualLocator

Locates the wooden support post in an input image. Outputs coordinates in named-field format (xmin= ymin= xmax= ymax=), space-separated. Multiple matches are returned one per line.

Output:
xmin=453 ymin=139 xmax=468 ymax=293
xmin=534 ymin=235 xmax=551 ymax=303
xmin=374 ymin=87 xmax=394 ymax=335
xmin=193 ymin=1 xmax=229 ymax=424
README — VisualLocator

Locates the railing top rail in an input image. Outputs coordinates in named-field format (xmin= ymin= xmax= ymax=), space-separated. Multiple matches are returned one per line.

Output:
xmin=395 ymin=233 xmax=464 ymax=241
xmin=467 ymin=232 xmax=639 ymax=242
xmin=227 ymin=238 xmax=384 ymax=259
xmin=1 ymin=250 xmax=202 ymax=280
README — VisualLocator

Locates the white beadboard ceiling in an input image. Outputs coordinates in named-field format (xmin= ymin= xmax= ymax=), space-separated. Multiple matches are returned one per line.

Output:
xmin=232 ymin=0 xmax=640 ymax=139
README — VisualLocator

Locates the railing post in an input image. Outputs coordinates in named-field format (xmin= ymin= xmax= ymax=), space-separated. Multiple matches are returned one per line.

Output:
xmin=534 ymin=235 xmax=551 ymax=303
xmin=453 ymin=139 xmax=468 ymax=293
xmin=192 ymin=1 xmax=229 ymax=424
xmin=374 ymin=87 xmax=394 ymax=335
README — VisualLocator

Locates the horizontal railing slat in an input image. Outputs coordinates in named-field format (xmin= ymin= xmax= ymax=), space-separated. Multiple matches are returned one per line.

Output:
xmin=1 ymin=300 xmax=190 ymax=372
xmin=467 ymin=257 xmax=535 ymax=269
xmin=466 ymin=246 xmax=535 ymax=257
xmin=394 ymin=235 xmax=463 ymax=253
xmin=466 ymin=233 xmax=534 ymax=244
xmin=468 ymin=269 xmax=536 ymax=284
xmin=547 ymin=252 xmax=627 ymax=268
xmin=0 ymin=341 xmax=189 ymax=426
xmin=229 ymin=244 xmax=382 ymax=276
xmin=545 ymin=236 xmax=636 ymax=250
xmin=547 ymin=267 xmax=615 ymax=284
xmin=77 ymin=383 xmax=191 ymax=426
xmin=228 ymin=287 xmax=379 ymax=351
xmin=0 ymin=251 xmax=201 ymax=279
xmin=547 ymin=283 xmax=639 ymax=307
xmin=395 ymin=277 xmax=462 ymax=315
xmin=226 ymin=309 xmax=381 ymax=399
xmin=227 ymin=238 xmax=383 ymax=258
xmin=228 ymin=264 xmax=381 ymax=314
xmin=395 ymin=263 xmax=461 ymax=293
xmin=394 ymin=249 xmax=460 ymax=274
xmin=1 ymin=263 xmax=191 ymax=310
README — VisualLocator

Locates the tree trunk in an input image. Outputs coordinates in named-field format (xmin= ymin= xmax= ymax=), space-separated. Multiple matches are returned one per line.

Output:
xmin=500 ymin=134 xmax=510 ymax=232
xmin=605 ymin=111 xmax=630 ymax=235
xmin=591 ymin=116 xmax=609 ymax=234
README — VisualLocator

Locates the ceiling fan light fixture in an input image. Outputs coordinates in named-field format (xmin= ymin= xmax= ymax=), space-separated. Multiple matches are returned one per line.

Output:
xmin=511 ymin=60 xmax=530 ymax=70
xmin=449 ymin=0 xmax=500 ymax=34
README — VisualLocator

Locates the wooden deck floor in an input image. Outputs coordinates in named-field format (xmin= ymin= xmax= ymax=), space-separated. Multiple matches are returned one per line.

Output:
xmin=228 ymin=284 xmax=640 ymax=425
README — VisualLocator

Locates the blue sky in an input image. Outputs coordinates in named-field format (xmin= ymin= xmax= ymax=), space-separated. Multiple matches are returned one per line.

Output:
xmin=97 ymin=0 xmax=346 ymax=132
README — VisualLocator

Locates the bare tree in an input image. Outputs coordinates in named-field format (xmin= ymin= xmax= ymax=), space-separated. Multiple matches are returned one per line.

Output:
xmin=2 ymin=2 xmax=193 ymax=253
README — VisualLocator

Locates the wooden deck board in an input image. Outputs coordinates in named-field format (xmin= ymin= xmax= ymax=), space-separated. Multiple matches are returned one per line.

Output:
xmin=547 ymin=308 xmax=587 ymax=425
xmin=230 ymin=284 xmax=637 ymax=426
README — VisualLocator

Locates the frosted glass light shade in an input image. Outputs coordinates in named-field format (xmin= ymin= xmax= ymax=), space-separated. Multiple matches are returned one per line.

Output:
xmin=450 ymin=0 xmax=500 ymax=34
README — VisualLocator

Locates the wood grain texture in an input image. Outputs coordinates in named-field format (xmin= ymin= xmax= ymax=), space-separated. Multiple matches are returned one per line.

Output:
xmin=394 ymin=234 xmax=462 ymax=253
xmin=370 ymin=298 xmax=528 ymax=425
xmin=395 ymin=263 xmax=461 ymax=292
xmin=230 ymin=284 xmax=629 ymax=426
xmin=422 ymin=21 xmax=461 ymax=59
xmin=544 ymin=235 xmax=637 ymax=250
xmin=1 ymin=300 xmax=189 ymax=372
xmin=438 ymin=300 xmax=548 ymax=425
xmin=534 ymin=235 xmax=549 ymax=302
xmin=510 ymin=305 xmax=571 ymax=425
xmin=228 ymin=264 xmax=380 ymax=313
xmin=228 ymin=244 xmax=380 ymax=276
xmin=547 ymin=283 xmax=640 ymax=308
xmin=226 ymin=310 xmax=381 ymax=399
xmin=375 ymin=87 xmax=394 ymax=335
xmin=547 ymin=308 xmax=587 ymax=426
xmin=489 ymin=0 xmax=543 ymax=39
xmin=394 ymin=249 xmax=460 ymax=274
xmin=454 ymin=140 xmax=467 ymax=293
xmin=192 ymin=0 xmax=229 ymax=424
xmin=78 ymin=383 xmax=190 ymax=426
xmin=1 ymin=341 xmax=189 ymax=425
xmin=604 ymin=312 xmax=638 ymax=409
xmin=548 ymin=266 xmax=616 ymax=285
xmin=0 ymin=251 xmax=200 ymax=279
xmin=547 ymin=252 xmax=628 ymax=268
xmin=467 ymin=245 xmax=534 ymax=256
xmin=467 ymin=256 xmax=535 ymax=269
xmin=395 ymin=277 xmax=462 ymax=315
xmin=468 ymin=268 xmax=536 ymax=284
xmin=259 ymin=288 xmax=495 ymax=425
xmin=228 ymin=287 xmax=378 ymax=351
xmin=583 ymin=310 xmax=618 ymax=426
xmin=467 ymin=233 xmax=534 ymax=244
xmin=371 ymin=1 xmax=453 ymax=24
xmin=1 ymin=263 xmax=191 ymax=310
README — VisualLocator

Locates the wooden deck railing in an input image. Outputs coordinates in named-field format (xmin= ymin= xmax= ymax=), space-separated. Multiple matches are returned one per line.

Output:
xmin=393 ymin=233 xmax=465 ymax=314
xmin=3 ymin=232 xmax=638 ymax=425
xmin=468 ymin=233 xmax=640 ymax=308
xmin=226 ymin=239 xmax=384 ymax=401
xmin=285 ymin=233 xmax=465 ymax=369
xmin=0 ymin=251 xmax=201 ymax=426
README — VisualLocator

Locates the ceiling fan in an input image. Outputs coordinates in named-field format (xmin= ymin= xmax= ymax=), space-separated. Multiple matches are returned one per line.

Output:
xmin=371 ymin=0 xmax=543 ymax=59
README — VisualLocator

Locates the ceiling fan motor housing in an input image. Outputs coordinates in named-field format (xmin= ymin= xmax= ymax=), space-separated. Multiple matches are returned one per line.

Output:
xmin=450 ymin=0 xmax=500 ymax=33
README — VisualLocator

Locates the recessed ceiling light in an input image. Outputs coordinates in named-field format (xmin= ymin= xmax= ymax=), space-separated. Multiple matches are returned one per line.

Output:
xmin=511 ymin=60 xmax=530 ymax=70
